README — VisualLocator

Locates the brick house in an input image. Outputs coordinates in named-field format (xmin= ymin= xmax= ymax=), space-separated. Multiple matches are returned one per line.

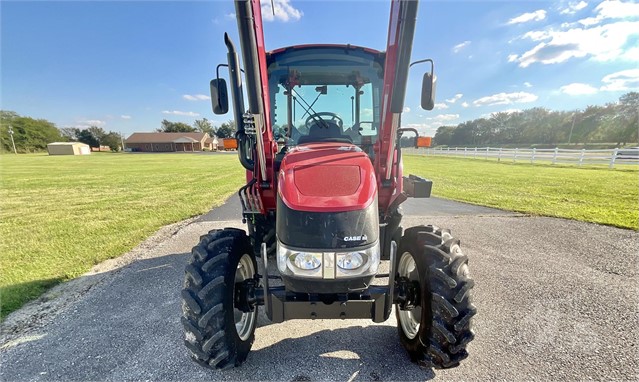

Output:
xmin=125 ymin=132 xmax=214 ymax=152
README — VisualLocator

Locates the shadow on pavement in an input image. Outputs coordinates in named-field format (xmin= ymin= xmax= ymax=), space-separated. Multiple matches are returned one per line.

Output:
xmin=245 ymin=325 xmax=436 ymax=381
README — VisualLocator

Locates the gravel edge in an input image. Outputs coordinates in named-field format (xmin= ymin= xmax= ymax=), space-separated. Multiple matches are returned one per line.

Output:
xmin=0 ymin=217 xmax=198 ymax=348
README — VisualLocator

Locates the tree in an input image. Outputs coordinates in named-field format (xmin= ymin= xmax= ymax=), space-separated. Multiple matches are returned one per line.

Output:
xmin=615 ymin=92 xmax=639 ymax=144
xmin=77 ymin=129 xmax=99 ymax=148
xmin=433 ymin=125 xmax=455 ymax=146
xmin=87 ymin=126 xmax=107 ymax=147
xmin=60 ymin=127 xmax=80 ymax=142
xmin=0 ymin=111 xmax=62 ymax=152
xmin=193 ymin=118 xmax=215 ymax=135
xmin=102 ymin=132 xmax=122 ymax=151
xmin=158 ymin=119 xmax=195 ymax=133
xmin=215 ymin=120 xmax=236 ymax=138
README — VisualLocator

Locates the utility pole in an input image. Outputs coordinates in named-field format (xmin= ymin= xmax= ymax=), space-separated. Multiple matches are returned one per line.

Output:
xmin=568 ymin=112 xmax=577 ymax=145
xmin=8 ymin=126 xmax=17 ymax=154
xmin=120 ymin=131 xmax=126 ymax=152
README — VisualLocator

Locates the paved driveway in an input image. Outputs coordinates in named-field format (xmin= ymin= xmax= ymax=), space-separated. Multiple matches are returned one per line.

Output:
xmin=1 ymin=197 xmax=637 ymax=381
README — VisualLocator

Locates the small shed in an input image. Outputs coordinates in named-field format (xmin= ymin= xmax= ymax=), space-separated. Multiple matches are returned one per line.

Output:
xmin=47 ymin=142 xmax=91 ymax=155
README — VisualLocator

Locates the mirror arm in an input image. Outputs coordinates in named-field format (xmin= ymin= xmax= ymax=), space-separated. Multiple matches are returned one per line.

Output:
xmin=397 ymin=127 xmax=420 ymax=148
xmin=216 ymin=64 xmax=245 ymax=81
xmin=391 ymin=126 xmax=419 ymax=185
xmin=409 ymin=58 xmax=434 ymax=78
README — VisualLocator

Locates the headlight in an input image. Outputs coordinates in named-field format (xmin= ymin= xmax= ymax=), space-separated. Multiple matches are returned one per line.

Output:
xmin=292 ymin=253 xmax=322 ymax=270
xmin=277 ymin=242 xmax=322 ymax=278
xmin=278 ymin=241 xmax=380 ymax=279
xmin=336 ymin=252 xmax=364 ymax=270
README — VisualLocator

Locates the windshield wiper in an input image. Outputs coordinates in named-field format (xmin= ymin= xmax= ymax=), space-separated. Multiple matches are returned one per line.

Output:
xmin=291 ymin=88 xmax=329 ymax=129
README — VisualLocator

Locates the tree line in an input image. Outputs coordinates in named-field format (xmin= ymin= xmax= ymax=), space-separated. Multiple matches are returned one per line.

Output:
xmin=0 ymin=112 xmax=238 ymax=153
xmin=432 ymin=92 xmax=638 ymax=147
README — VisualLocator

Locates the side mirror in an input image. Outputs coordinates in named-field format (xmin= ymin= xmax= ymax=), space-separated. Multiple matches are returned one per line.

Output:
xmin=210 ymin=78 xmax=229 ymax=115
xmin=421 ymin=72 xmax=436 ymax=111
xmin=416 ymin=136 xmax=432 ymax=148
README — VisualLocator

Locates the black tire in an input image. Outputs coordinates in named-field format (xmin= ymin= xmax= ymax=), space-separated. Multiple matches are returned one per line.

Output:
xmin=181 ymin=228 xmax=258 ymax=369
xmin=247 ymin=216 xmax=276 ymax=258
xmin=395 ymin=225 xmax=476 ymax=369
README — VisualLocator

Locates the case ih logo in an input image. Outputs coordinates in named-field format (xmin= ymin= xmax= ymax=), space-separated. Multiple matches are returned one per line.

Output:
xmin=344 ymin=235 xmax=367 ymax=242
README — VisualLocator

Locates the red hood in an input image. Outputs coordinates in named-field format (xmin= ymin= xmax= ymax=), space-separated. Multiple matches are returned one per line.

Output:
xmin=278 ymin=143 xmax=377 ymax=213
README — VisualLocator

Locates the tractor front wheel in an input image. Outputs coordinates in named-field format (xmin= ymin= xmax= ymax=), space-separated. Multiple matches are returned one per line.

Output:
xmin=396 ymin=225 xmax=476 ymax=369
xmin=181 ymin=228 xmax=258 ymax=369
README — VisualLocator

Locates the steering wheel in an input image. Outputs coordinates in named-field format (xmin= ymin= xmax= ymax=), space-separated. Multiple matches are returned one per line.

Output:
xmin=305 ymin=112 xmax=344 ymax=129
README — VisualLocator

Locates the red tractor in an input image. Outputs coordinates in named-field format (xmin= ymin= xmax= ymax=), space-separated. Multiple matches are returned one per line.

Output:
xmin=181 ymin=0 xmax=475 ymax=370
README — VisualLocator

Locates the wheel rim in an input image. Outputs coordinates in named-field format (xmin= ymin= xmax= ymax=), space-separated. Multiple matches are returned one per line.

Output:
xmin=397 ymin=252 xmax=422 ymax=340
xmin=233 ymin=254 xmax=257 ymax=341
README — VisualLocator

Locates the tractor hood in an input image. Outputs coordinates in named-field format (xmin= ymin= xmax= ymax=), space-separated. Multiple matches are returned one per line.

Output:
xmin=277 ymin=143 xmax=377 ymax=213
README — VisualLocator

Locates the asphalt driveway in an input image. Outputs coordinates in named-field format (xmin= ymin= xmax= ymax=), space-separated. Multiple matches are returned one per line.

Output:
xmin=1 ymin=197 xmax=637 ymax=381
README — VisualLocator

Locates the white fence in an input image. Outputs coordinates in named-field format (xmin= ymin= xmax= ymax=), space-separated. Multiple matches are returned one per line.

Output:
xmin=404 ymin=147 xmax=639 ymax=169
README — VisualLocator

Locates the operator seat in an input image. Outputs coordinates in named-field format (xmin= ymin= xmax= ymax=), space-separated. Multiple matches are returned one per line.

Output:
xmin=297 ymin=120 xmax=353 ymax=145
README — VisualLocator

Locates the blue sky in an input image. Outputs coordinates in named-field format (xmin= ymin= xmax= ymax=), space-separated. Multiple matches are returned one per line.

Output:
xmin=2 ymin=0 xmax=638 ymax=137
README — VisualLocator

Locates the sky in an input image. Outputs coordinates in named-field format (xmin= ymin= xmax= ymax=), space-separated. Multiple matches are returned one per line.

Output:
xmin=1 ymin=0 xmax=638 ymax=137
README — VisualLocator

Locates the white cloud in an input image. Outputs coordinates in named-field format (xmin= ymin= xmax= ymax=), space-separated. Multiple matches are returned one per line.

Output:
xmin=512 ymin=20 xmax=639 ymax=67
xmin=523 ymin=82 xmax=533 ymax=88
xmin=261 ymin=0 xmax=303 ymax=22
xmin=560 ymin=1 xmax=588 ymax=15
xmin=559 ymin=82 xmax=599 ymax=95
xmin=473 ymin=92 xmax=538 ymax=107
xmin=445 ymin=94 xmax=463 ymax=103
xmin=434 ymin=103 xmax=449 ymax=110
xmin=578 ymin=0 xmax=639 ymax=26
xmin=226 ymin=13 xmax=236 ymax=19
xmin=507 ymin=54 xmax=519 ymax=62
xmin=121 ymin=115 xmax=132 ymax=120
xmin=183 ymin=94 xmax=210 ymax=101
xmin=403 ymin=123 xmax=438 ymax=136
xmin=507 ymin=10 xmax=547 ymax=25
xmin=499 ymin=109 xmax=522 ymax=114
xmin=403 ymin=106 xmax=411 ymax=113
xmin=427 ymin=114 xmax=460 ymax=122
xmin=578 ymin=17 xmax=601 ymax=26
xmin=461 ymin=102 xmax=470 ymax=108
xmin=79 ymin=119 xmax=106 ymax=127
xmin=162 ymin=110 xmax=200 ymax=117
xmin=593 ymin=0 xmax=639 ymax=21
xmin=600 ymin=68 xmax=639 ymax=91
xmin=452 ymin=41 xmax=471 ymax=53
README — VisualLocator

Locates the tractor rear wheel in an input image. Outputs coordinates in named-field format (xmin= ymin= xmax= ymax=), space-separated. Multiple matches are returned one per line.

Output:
xmin=181 ymin=228 xmax=258 ymax=369
xmin=395 ymin=225 xmax=476 ymax=369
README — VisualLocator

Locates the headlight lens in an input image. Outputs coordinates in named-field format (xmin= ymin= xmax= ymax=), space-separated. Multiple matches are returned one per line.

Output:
xmin=292 ymin=253 xmax=322 ymax=270
xmin=336 ymin=252 xmax=364 ymax=270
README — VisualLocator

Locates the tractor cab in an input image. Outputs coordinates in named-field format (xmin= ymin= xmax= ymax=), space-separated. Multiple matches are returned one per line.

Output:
xmin=267 ymin=45 xmax=383 ymax=154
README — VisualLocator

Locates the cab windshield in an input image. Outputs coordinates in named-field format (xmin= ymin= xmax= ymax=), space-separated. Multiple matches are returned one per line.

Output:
xmin=267 ymin=47 xmax=384 ymax=148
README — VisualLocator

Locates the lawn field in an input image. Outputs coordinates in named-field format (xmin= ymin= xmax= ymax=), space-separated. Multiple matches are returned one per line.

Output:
xmin=404 ymin=155 xmax=639 ymax=230
xmin=1 ymin=153 xmax=637 ymax=319
xmin=0 ymin=153 xmax=244 ymax=319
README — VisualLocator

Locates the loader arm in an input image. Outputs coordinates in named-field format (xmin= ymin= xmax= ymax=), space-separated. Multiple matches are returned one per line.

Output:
xmin=377 ymin=0 xmax=419 ymax=213
xmin=233 ymin=0 xmax=277 ymax=211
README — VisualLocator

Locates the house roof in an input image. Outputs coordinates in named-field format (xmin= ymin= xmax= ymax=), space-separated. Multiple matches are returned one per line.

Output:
xmin=125 ymin=132 xmax=209 ymax=144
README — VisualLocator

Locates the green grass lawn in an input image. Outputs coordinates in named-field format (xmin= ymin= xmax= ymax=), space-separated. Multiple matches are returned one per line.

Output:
xmin=0 ymin=153 xmax=244 ymax=319
xmin=404 ymin=155 xmax=639 ymax=230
